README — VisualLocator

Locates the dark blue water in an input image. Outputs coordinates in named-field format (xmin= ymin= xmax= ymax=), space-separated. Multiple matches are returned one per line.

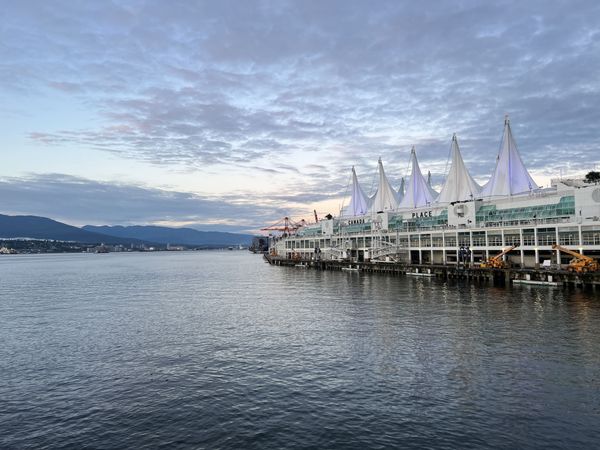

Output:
xmin=1 ymin=252 xmax=599 ymax=449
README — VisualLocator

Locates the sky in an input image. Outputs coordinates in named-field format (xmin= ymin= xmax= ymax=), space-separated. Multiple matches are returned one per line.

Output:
xmin=1 ymin=0 xmax=599 ymax=233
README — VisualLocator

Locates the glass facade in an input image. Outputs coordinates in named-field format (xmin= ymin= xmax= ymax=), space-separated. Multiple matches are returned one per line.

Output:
xmin=476 ymin=196 xmax=575 ymax=224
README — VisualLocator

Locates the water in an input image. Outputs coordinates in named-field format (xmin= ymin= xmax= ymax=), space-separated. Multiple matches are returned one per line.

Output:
xmin=1 ymin=252 xmax=599 ymax=449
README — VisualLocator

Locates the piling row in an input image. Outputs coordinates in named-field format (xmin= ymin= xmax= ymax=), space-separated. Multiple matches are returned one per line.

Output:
xmin=263 ymin=254 xmax=600 ymax=288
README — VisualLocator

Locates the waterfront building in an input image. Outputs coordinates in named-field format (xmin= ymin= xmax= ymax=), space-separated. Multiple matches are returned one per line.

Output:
xmin=271 ymin=117 xmax=600 ymax=269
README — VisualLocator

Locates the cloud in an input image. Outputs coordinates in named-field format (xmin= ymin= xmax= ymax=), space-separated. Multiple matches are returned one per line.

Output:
xmin=0 ymin=174 xmax=291 ymax=232
xmin=2 ymin=0 xmax=600 ymax=219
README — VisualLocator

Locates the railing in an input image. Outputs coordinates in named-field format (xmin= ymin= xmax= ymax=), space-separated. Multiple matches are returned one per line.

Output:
xmin=505 ymin=236 xmax=520 ymax=245
xmin=537 ymin=236 xmax=557 ymax=246
xmin=582 ymin=236 xmax=600 ymax=245
xmin=522 ymin=237 xmax=536 ymax=245
xmin=477 ymin=216 xmax=573 ymax=228
xmin=559 ymin=236 xmax=579 ymax=245
xmin=370 ymin=239 xmax=404 ymax=259
xmin=322 ymin=247 xmax=344 ymax=260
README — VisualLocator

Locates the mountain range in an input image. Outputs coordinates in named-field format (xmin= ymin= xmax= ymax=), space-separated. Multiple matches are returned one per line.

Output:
xmin=0 ymin=214 xmax=254 ymax=247
xmin=83 ymin=225 xmax=252 ymax=246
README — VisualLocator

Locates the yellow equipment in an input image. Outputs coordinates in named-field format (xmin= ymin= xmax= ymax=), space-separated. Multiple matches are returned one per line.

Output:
xmin=480 ymin=245 xmax=519 ymax=269
xmin=552 ymin=244 xmax=599 ymax=273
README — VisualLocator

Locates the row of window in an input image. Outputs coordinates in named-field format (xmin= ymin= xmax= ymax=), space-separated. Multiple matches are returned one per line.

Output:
xmin=287 ymin=229 xmax=600 ymax=248
xmin=297 ymin=197 xmax=578 ymax=237
xmin=475 ymin=196 xmax=575 ymax=222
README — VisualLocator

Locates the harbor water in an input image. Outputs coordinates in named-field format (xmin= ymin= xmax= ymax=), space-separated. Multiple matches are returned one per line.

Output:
xmin=1 ymin=252 xmax=599 ymax=449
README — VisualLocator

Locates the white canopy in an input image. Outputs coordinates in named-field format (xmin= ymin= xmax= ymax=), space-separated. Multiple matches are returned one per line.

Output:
xmin=397 ymin=177 xmax=405 ymax=203
xmin=426 ymin=170 xmax=439 ymax=198
xmin=480 ymin=116 xmax=538 ymax=197
xmin=370 ymin=158 xmax=399 ymax=213
xmin=436 ymin=134 xmax=481 ymax=204
xmin=399 ymin=147 xmax=437 ymax=208
xmin=344 ymin=166 xmax=370 ymax=216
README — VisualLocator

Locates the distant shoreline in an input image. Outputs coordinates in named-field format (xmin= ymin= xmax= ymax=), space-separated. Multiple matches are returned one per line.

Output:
xmin=0 ymin=239 xmax=248 ymax=255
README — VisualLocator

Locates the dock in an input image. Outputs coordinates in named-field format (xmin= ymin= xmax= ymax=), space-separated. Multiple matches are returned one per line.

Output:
xmin=263 ymin=254 xmax=600 ymax=288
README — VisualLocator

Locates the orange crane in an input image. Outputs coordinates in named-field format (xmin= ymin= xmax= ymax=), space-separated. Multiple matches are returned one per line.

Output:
xmin=480 ymin=245 xmax=519 ymax=269
xmin=552 ymin=244 xmax=599 ymax=273
xmin=261 ymin=217 xmax=304 ymax=236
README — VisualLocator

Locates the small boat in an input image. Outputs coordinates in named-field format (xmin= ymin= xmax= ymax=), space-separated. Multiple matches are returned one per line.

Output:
xmin=513 ymin=279 xmax=560 ymax=287
xmin=341 ymin=265 xmax=360 ymax=272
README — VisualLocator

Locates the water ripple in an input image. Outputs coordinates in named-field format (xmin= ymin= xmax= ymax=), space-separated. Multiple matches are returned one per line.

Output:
xmin=1 ymin=252 xmax=599 ymax=449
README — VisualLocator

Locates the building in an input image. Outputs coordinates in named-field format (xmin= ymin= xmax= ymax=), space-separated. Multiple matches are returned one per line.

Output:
xmin=271 ymin=117 xmax=600 ymax=269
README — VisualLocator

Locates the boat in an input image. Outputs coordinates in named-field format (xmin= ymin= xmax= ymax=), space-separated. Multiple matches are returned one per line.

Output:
xmin=513 ymin=279 xmax=560 ymax=287
xmin=268 ymin=117 xmax=600 ymax=271
xmin=406 ymin=269 xmax=435 ymax=277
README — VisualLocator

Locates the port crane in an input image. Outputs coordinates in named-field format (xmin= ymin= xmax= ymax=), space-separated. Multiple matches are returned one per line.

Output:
xmin=261 ymin=217 xmax=305 ymax=236
xmin=552 ymin=244 xmax=599 ymax=273
xmin=480 ymin=244 xmax=519 ymax=269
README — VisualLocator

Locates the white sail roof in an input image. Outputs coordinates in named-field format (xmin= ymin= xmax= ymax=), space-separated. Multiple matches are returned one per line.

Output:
xmin=399 ymin=147 xmax=437 ymax=208
xmin=426 ymin=170 xmax=439 ymax=198
xmin=397 ymin=177 xmax=405 ymax=203
xmin=344 ymin=167 xmax=369 ymax=216
xmin=480 ymin=116 xmax=538 ymax=197
xmin=370 ymin=158 xmax=399 ymax=213
xmin=436 ymin=134 xmax=481 ymax=204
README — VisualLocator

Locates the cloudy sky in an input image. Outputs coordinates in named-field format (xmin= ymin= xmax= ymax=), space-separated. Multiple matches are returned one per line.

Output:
xmin=1 ymin=0 xmax=599 ymax=232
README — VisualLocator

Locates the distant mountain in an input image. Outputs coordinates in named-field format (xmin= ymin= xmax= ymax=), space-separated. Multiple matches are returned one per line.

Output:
xmin=0 ymin=214 xmax=148 ymax=245
xmin=83 ymin=225 xmax=253 ymax=247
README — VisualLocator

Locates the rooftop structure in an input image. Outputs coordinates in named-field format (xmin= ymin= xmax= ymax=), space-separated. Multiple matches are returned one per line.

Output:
xmin=479 ymin=116 xmax=538 ymax=198
xmin=370 ymin=158 xmax=399 ymax=213
xmin=398 ymin=147 xmax=437 ymax=209
xmin=436 ymin=134 xmax=481 ymax=204
xmin=397 ymin=177 xmax=405 ymax=203
xmin=344 ymin=167 xmax=369 ymax=216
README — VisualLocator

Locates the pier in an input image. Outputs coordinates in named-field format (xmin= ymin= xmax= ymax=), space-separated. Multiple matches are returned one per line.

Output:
xmin=264 ymin=254 xmax=600 ymax=288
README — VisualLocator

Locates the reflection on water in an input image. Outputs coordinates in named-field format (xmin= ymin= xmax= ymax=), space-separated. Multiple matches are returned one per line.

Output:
xmin=1 ymin=252 xmax=599 ymax=449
